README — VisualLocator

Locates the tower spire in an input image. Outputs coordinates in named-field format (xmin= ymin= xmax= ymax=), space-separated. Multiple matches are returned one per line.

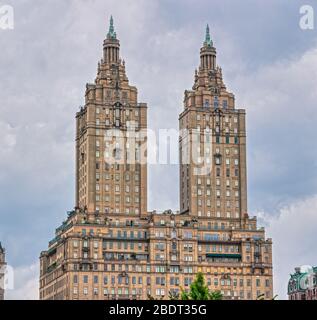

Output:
xmin=107 ymin=15 xmax=117 ymax=40
xmin=204 ymin=24 xmax=213 ymax=47
xmin=199 ymin=23 xmax=216 ymax=70
xmin=104 ymin=15 xmax=120 ymax=64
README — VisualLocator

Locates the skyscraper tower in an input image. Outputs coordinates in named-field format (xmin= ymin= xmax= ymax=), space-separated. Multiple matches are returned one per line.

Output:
xmin=180 ymin=25 xmax=247 ymax=219
xmin=75 ymin=16 xmax=148 ymax=217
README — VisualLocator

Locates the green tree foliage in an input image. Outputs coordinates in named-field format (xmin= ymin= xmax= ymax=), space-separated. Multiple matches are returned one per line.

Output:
xmin=179 ymin=272 xmax=223 ymax=300
xmin=257 ymin=293 xmax=278 ymax=300
xmin=168 ymin=291 xmax=180 ymax=300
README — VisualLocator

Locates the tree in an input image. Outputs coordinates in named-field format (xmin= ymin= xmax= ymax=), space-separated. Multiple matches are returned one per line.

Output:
xmin=209 ymin=290 xmax=223 ymax=300
xmin=256 ymin=293 xmax=278 ymax=300
xmin=168 ymin=290 xmax=180 ymax=300
xmin=180 ymin=272 xmax=223 ymax=300
xmin=147 ymin=293 xmax=156 ymax=300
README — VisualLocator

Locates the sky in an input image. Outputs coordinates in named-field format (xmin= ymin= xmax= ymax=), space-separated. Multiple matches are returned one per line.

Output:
xmin=0 ymin=0 xmax=317 ymax=300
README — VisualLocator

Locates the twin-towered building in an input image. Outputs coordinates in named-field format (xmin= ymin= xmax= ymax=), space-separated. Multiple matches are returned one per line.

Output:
xmin=39 ymin=17 xmax=273 ymax=300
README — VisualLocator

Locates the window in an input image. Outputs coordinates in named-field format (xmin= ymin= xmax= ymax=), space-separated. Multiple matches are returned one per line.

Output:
xmin=184 ymin=267 xmax=193 ymax=274
xmin=184 ymin=231 xmax=192 ymax=239
xmin=156 ymin=289 xmax=165 ymax=297
xmin=155 ymin=266 xmax=166 ymax=273
xmin=214 ymin=96 xmax=219 ymax=108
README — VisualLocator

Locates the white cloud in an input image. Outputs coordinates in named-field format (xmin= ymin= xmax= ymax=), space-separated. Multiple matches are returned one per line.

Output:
xmin=228 ymin=45 xmax=317 ymax=300
xmin=225 ymin=45 xmax=317 ymax=211
xmin=258 ymin=194 xmax=317 ymax=300
xmin=234 ymin=47 xmax=317 ymax=126
xmin=5 ymin=262 xmax=39 ymax=300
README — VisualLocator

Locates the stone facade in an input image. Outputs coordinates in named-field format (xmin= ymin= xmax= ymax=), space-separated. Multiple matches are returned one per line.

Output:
xmin=288 ymin=267 xmax=317 ymax=300
xmin=75 ymin=16 xmax=147 ymax=218
xmin=0 ymin=242 xmax=6 ymax=300
xmin=39 ymin=19 xmax=273 ymax=300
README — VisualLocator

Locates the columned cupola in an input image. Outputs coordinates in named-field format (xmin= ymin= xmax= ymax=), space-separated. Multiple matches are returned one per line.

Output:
xmin=103 ymin=16 xmax=120 ymax=64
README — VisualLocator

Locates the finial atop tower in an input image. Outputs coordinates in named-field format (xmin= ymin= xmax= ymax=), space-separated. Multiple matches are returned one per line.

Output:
xmin=107 ymin=15 xmax=117 ymax=40
xmin=204 ymin=24 xmax=213 ymax=47
xmin=103 ymin=15 xmax=120 ymax=64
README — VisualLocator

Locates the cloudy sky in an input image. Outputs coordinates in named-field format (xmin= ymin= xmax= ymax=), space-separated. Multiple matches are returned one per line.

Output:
xmin=1 ymin=0 xmax=317 ymax=300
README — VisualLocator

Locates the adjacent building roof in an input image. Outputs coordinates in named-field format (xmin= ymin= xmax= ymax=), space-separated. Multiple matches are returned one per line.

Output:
xmin=288 ymin=266 xmax=317 ymax=294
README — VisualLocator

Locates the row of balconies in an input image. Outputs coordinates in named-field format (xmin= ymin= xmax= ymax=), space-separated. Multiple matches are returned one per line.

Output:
xmin=103 ymin=253 xmax=148 ymax=261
